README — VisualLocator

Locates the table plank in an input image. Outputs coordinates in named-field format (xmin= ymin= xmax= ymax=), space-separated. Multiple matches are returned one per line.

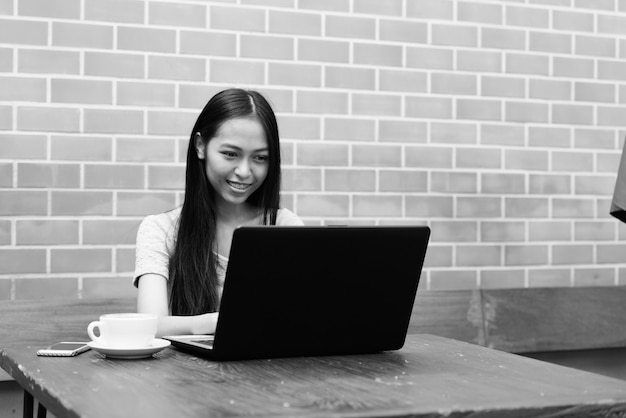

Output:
xmin=2 ymin=334 xmax=626 ymax=418
xmin=482 ymin=287 xmax=626 ymax=352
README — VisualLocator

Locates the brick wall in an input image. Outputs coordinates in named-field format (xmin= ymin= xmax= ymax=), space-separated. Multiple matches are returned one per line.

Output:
xmin=1 ymin=0 xmax=626 ymax=299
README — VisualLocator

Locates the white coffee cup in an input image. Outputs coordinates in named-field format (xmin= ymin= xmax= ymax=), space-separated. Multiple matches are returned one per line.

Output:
xmin=87 ymin=313 xmax=158 ymax=348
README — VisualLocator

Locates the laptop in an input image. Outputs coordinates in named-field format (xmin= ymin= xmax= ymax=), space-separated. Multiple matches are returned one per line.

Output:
xmin=164 ymin=225 xmax=430 ymax=361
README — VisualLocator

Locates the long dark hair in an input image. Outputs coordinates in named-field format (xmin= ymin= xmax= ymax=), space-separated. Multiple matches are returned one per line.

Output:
xmin=168 ymin=88 xmax=281 ymax=315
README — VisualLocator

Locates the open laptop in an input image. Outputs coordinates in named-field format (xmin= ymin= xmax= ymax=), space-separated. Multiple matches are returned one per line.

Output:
xmin=163 ymin=225 xmax=430 ymax=361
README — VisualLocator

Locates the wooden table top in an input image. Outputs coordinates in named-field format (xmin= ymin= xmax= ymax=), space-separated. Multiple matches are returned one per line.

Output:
xmin=3 ymin=298 xmax=626 ymax=418
xmin=3 ymin=335 xmax=626 ymax=417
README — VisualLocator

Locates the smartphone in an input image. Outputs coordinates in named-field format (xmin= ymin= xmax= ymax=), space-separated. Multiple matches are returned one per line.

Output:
xmin=37 ymin=342 xmax=91 ymax=357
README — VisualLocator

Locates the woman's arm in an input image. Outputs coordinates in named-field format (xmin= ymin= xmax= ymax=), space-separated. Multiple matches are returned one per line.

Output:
xmin=137 ymin=274 xmax=218 ymax=337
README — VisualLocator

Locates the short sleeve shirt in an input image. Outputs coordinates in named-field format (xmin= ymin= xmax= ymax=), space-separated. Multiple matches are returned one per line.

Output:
xmin=133 ymin=207 xmax=303 ymax=289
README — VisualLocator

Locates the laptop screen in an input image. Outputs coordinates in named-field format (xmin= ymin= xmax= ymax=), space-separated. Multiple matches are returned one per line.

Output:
xmin=167 ymin=226 xmax=430 ymax=361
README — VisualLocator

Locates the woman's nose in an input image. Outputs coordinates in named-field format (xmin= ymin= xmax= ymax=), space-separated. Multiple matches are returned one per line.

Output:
xmin=234 ymin=160 xmax=251 ymax=178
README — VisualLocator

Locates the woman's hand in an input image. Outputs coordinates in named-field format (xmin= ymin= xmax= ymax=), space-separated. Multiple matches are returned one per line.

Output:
xmin=191 ymin=312 xmax=219 ymax=335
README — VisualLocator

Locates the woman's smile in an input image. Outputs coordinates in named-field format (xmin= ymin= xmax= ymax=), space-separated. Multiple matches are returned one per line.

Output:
xmin=226 ymin=180 xmax=254 ymax=191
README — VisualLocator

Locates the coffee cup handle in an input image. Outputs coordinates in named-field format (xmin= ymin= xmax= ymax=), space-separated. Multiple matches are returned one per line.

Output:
xmin=87 ymin=321 xmax=102 ymax=342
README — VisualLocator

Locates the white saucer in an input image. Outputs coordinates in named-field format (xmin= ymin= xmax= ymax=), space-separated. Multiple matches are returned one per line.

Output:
xmin=88 ymin=339 xmax=171 ymax=359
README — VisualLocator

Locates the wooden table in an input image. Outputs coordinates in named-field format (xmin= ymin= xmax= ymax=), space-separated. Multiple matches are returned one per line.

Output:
xmin=3 ymin=300 xmax=626 ymax=418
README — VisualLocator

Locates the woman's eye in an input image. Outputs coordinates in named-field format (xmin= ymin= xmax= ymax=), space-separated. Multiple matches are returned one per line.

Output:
xmin=221 ymin=151 xmax=238 ymax=158
xmin=254 ymin=155 xmax=269 ymax=163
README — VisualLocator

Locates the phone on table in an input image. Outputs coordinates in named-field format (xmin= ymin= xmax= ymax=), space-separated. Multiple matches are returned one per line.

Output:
xmin=37 ymin=342 xmax=91 ymax=357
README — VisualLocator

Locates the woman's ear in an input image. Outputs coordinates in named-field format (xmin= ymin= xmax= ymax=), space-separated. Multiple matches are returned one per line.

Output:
xmin=194 ymin=132 xmax=205 ymax=160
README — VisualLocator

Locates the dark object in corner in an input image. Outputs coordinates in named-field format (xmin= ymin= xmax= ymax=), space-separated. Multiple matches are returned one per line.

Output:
xmin=610 ymin=137 xmax=626 ymax=223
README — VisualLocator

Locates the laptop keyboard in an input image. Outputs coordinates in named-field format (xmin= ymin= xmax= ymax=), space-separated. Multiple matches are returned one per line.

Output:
xmin=191 ymin=339 xmax=214 ymax=348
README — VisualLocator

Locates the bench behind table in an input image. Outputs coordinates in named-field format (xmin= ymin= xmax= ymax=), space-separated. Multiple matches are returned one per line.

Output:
xmin=2 ymin=287 xmax=625 ymax=353
xmin=2 ymin=287 xmax=625 ymax=352
xmin=410 ymin=287 xmax=626 ymax=353
xmin=409 ymin=287 xmax=626 ymax=380
xmin=480 ymin=287 xmax=626 ymax=353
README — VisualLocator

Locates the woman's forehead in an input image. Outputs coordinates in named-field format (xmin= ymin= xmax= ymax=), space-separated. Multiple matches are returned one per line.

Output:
xmin=211 ymin=117 xmax=268 ymax=150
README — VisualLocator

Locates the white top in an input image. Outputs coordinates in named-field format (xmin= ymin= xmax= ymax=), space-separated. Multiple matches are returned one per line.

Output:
xmin=133 ymin=207 xmax=303 ymax=291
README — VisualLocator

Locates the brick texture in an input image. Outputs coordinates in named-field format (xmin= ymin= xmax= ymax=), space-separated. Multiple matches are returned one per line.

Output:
xmin=1 ymin=0 xmax=625 ymax=299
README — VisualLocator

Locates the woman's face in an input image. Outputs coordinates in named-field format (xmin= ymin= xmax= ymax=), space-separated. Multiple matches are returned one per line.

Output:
xmin=196 ymin=117 xmax=270 ymax=208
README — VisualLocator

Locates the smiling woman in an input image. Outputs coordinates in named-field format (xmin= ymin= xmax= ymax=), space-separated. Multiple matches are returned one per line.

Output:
xmin=133 ymin=88 xmax=303 ymax=337
xmin=198 ymin=117 xmax=270 ymax=208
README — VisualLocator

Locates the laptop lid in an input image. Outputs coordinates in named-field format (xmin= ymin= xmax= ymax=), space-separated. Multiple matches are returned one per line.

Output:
xmin=166 ymin=225 xmax=430 ymax=361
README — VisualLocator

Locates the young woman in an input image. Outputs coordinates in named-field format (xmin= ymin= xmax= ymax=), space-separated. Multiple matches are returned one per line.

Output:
xmin=134 ymin=88 xmax=303 ymax=336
